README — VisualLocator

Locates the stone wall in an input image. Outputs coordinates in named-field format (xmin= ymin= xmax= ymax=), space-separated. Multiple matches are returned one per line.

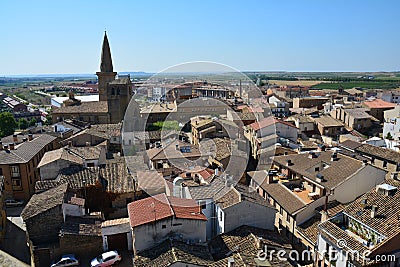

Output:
xmin=59 ymin=234 xmax=103 ymax=259
xmin=26 ymin=206 xmax=63 ymax=245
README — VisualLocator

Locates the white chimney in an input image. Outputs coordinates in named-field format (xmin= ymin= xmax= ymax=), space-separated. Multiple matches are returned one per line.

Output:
xmin=371 ymin=205 xmax=378 ymax=218
xmin=228 ymin=257 xmax=235 ymax=267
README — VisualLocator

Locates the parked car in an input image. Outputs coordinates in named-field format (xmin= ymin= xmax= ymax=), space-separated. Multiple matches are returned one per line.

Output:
xmin=90 ymin=251 xmax=121 ymax=267
xmin=5 ymin=199 xmax=24 ymax=207
xmin=50 ymin=254 xmax=79 ymax=267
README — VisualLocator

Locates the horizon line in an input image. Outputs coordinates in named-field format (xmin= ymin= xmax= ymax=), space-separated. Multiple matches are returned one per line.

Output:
xmin=1 ymin=70 xmax=400 ymax=77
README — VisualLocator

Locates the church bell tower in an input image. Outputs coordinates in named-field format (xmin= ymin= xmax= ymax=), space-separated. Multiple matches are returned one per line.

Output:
xmin=96 ymin=32 xmax=117 ymax=101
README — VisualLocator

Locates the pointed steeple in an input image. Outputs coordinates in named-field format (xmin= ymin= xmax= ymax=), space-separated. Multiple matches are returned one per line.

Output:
xmin=100 ymin=31 xmax=114 ymax=72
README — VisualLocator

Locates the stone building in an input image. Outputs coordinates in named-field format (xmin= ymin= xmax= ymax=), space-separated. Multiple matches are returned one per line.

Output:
xmin=53 ymin=32 xmax=134 ymax=124
xmin=0 ymin=134 xmax=59 ymax=201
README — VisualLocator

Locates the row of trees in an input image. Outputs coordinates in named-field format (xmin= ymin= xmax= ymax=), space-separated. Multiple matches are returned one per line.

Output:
xmin=0 ymin=112 xmax=53 ymax=138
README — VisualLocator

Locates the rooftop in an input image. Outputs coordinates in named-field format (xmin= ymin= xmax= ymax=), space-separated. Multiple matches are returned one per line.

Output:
xmin=273 ymin=151 xmax=366 ymax=190
xmin=355 ymin=143 xmax=400 ymax=163
xmin=208 ymin=225 xmax=293 ymax=266
xmin=136 ymin=170 xmax=166 ymax=192
xmin=0 ymin=134 xmax=57 ymax=165
xmin=146 ymin=140 xmax=204 ymax=161
xmin=52 ymin=101 xmax=109 ymax=114
xmin=21 ymin=183 xmax=68 ymax=221
xmin=363 ymin=99 xmax=396 ymax=109
xmin=127 ymin=193 xmax=206 ymax=228
xmin=134 ymin=239 xmax=213 ymax=267
xmin=35 ymin=162 xmax=135 ymax=194
xmin=261 ymin=182 xmax=307 ymax=214
xmin=215 ymin=183 xmax=273 ymax=210
xmin=344 ymin=108 xmax=372 ymax=119
xmin=314 ymin=115 xmax=344 ymax=127
xmin=319 ymin=178 xmax=400 ymax=259
xmin=248 ymin=117 xmax=297 ymax=131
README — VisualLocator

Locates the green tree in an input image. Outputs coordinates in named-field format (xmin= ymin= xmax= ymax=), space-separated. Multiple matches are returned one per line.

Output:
xmin=386 ymin=132 xmax=393 ymax=140
xmin=44 ymin=113 xmax=53 ymax=125
xmin=29 ymin=118 xmax=37 ymax=127
xmin=18 ymin=118 xmax=29 ymax=130
xmin=0 ymin=112 xmax=17 ymax=137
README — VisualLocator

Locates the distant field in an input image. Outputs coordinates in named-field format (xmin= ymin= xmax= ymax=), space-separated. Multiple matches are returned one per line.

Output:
xmin=0 ymin=87 xmax=50 ymax=106
xmin=311 ymin=81 xmax=400 ymax=90
xmin=268 ymin=80 xmax=327 ymax=86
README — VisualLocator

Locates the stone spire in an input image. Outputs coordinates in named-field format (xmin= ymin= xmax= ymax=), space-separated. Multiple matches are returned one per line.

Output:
xmin=100 ymin=31 xmax=113 ymax=72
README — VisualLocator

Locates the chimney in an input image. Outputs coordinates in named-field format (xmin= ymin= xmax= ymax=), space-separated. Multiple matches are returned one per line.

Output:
xmin=331 ymin=152 xmax=338 ymax=161
xmin=308 ymin=152 xmax=316 ymax=159
xmin=361 ymin=198 xmax=367 ymax=209
xmin=228 ymin=257 xmax=235 ymax=267
xmin=28 ymin=134 xmax=33 ymax=141
xmin=321 ymin=210 xmax=328 ymax=223
xmin=268 ymin=173 xmax=274 ymax=184
xmin=371 ymin=205 xmax=378 ymax=218
xmin=9 ymin=143 xmax=15 ymax=150
xmin=286 ymin=159 xmax=292 ymax=166
xmin=68 ymin=141 xmax=72 ymax=147
xmin=362 ymin=159 xmax=368 ymax=166
xmin=316 ymin=173 xmax=324 ymax=182
xmin=13 ymin=134 xmax=18 ymax=143
xmin=176 ymin=144 xmax=179 ymax=150
xmin=3 ymin=145 xmax=9 ymax=151
xmin=86 ymin=142 xmax=90 ymax=147
xmin=22 ymin=138 xmax=28 ymax=142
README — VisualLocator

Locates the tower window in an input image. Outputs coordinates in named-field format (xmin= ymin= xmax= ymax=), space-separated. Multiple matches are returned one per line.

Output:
xmin=117 ymin=88 xmax=120 ymax=95
xmin=111 ymin=88 xmax=115 ymax=95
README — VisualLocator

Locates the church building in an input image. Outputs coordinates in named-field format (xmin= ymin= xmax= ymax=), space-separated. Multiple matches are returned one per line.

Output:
xmin=53 ymin=32 xmax=132 ymax=124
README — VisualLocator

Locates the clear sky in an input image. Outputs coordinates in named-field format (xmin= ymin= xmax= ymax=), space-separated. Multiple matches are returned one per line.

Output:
xmin=1 ymin=0 xmax=399 ymax=75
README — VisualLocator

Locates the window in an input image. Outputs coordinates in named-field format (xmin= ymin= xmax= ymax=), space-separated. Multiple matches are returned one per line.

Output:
xmin=201 ymin=202 xmax=207 ymax=210
xmin=172 ymin=223 xmax=182 ymax=226
xmin=286 ymin=213 xmax=290 ymax=223
xmin=12 ymin=179 xmax=22 ymax=190
xmin=0 ymin=168 xmax=2 ymax=176
xmin=279 ymin=206 xmax=283 ymax=215
xmin=383 ymin=161 xmax=388 ymax=169
xmin=161 ymin=224 xmax=166 ymax=229
xmin=10 ymin=165 xmax=20 ymax=178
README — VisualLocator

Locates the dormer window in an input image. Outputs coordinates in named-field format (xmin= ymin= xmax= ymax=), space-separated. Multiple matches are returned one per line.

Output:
xmin=376 ymin=184 xmax=397 ymax=196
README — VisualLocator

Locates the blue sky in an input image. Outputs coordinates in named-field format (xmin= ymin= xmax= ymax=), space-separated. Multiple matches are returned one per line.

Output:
xmin=1 ymin=0 xmax=399 ymax=75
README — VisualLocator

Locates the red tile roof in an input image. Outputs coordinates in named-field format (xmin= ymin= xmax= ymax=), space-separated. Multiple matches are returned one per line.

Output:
xmin=128 ymin=194 xmax=206 ymax=227
xmin=363 ymin=99 xmax=396 ymax=109
xmin=128 ymin=194 xmax=173 ymax=227
xmin=248 ymin=117 xmax=297 ymax=131
xmin=168 ymin=196 xmax=207 ymax=221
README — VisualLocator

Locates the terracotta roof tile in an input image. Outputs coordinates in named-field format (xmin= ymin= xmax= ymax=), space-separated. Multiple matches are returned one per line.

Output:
xmin=128 ymin=194 xmax=174 ymax=227
xmin=363 ymin=99 xmax=396 ymax=109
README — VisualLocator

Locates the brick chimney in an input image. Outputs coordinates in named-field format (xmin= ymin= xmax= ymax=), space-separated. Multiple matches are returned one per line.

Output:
xmin=9 ymin=143 xmax=15 ymax=150
xmin=28 ymin=134 xmax=33 ymax=141
xmin=13 ymin=134 xmax=18 ymax=143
